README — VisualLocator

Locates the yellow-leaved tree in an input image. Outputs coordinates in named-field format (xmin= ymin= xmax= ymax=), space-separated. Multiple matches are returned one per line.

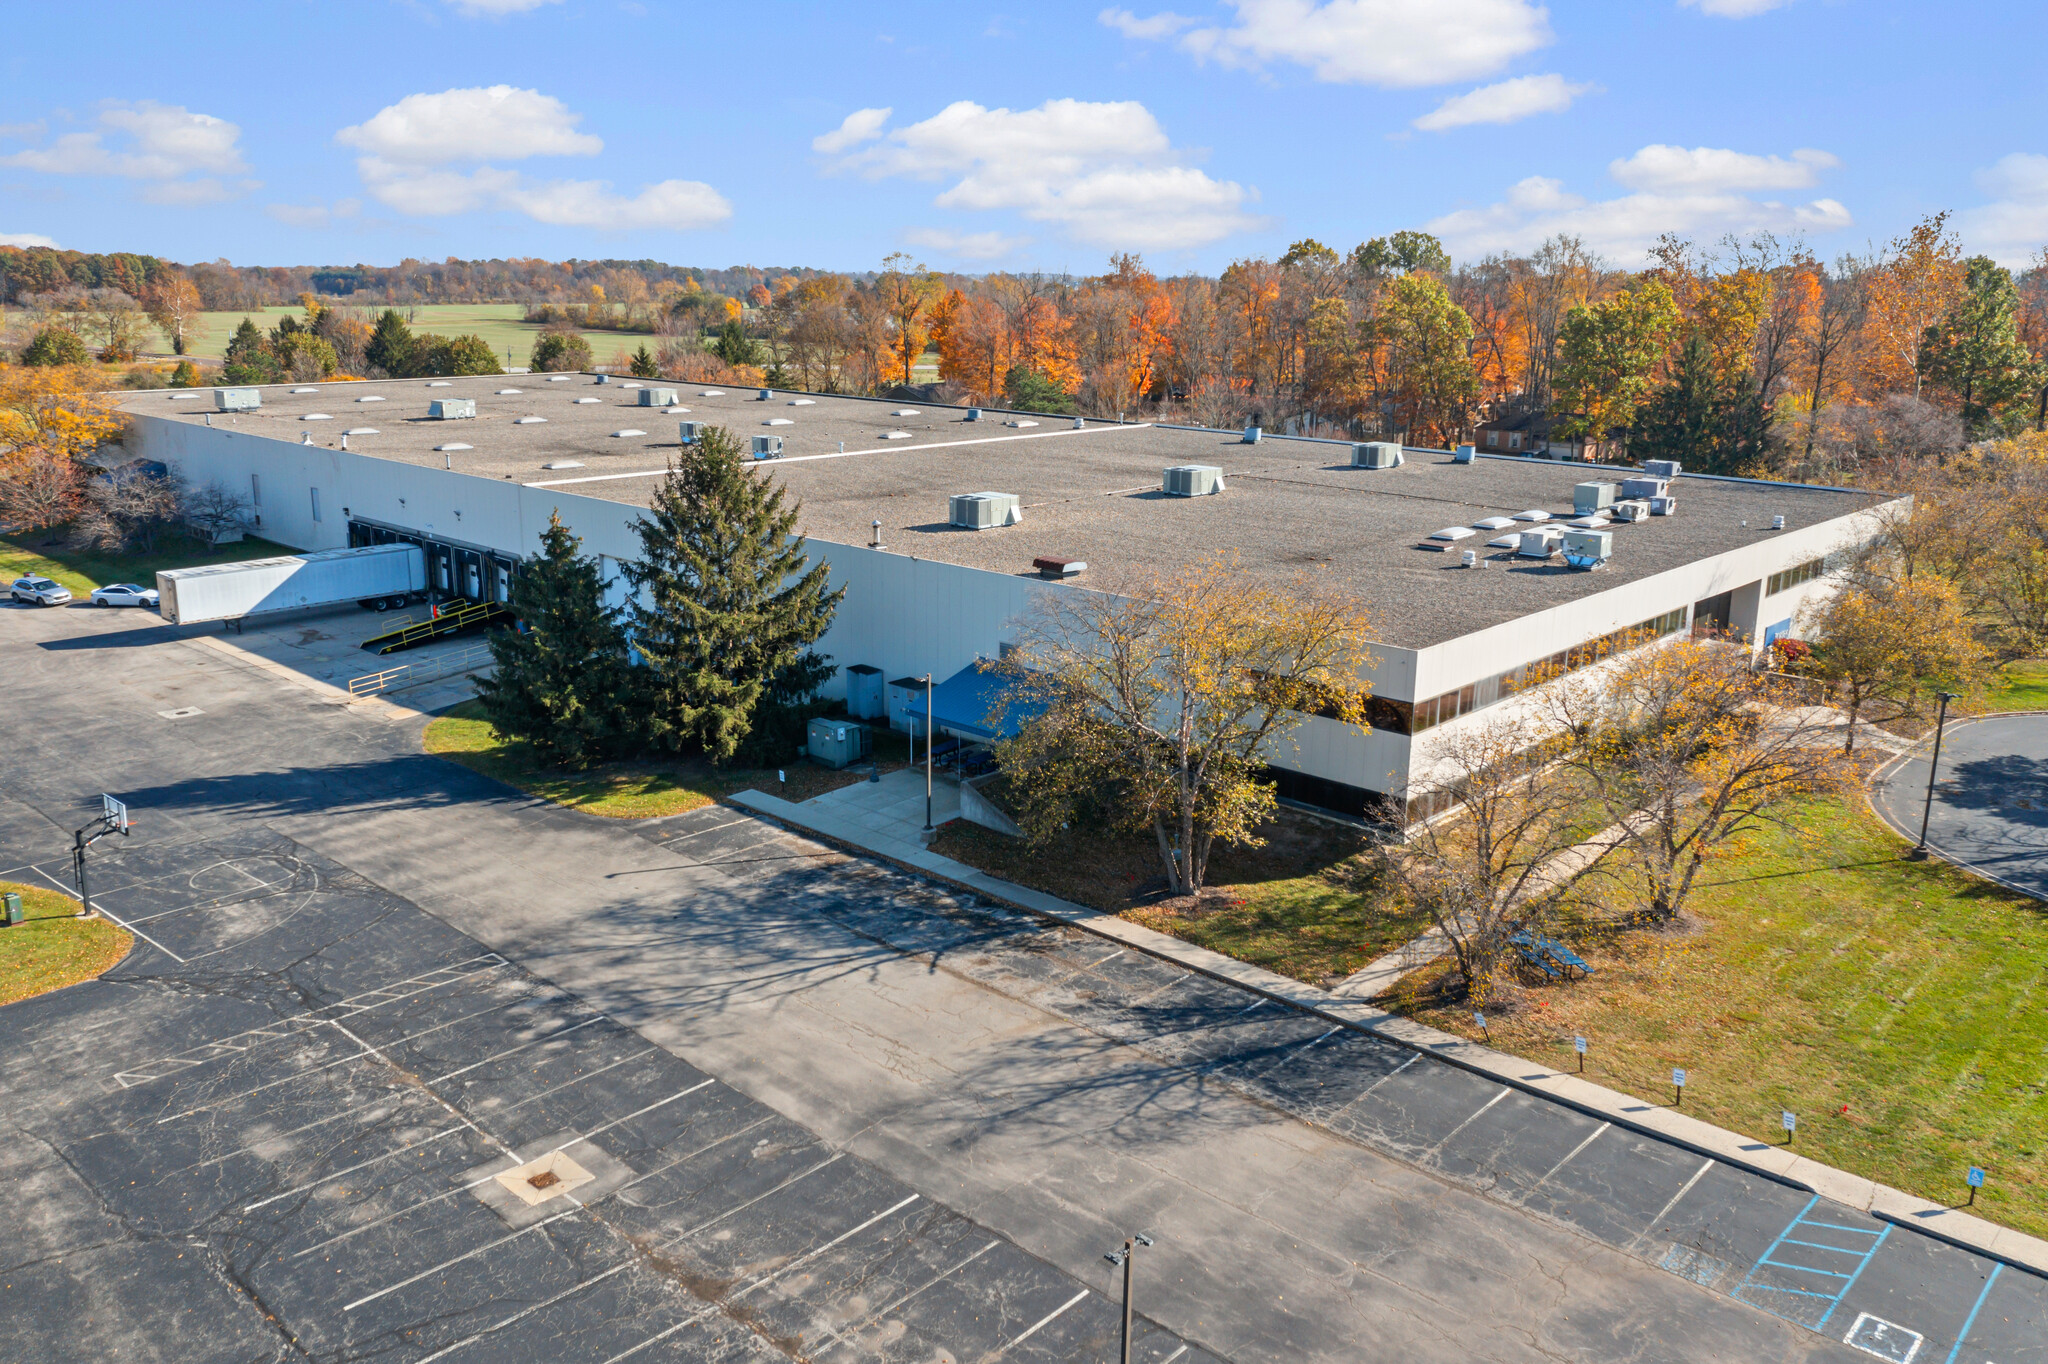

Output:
xmin=1798 ymin=576 xmax=1990 ymax=749
xmin=997 ymin=556 xmax=1377 ymax=897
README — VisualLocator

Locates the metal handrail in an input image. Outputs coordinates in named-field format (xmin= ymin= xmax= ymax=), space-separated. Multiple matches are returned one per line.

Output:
xmin=347 ymin=640 xmax=495 ymax=699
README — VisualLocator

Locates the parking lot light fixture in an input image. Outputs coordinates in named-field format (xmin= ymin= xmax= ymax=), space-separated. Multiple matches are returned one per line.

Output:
xmin=1909 ymin=691 xmax=1960 ymax=861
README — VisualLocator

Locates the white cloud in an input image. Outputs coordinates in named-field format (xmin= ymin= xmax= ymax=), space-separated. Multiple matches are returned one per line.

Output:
xmin=1427 ymin=146 xmax=1851 ymax=264
xmin=336 ymin=86 xmax=602 ymax=165
xmin=1 ymin=231 xmax=59 ymax=248
xmin=1609 ymin=144 xmax=1837 ymax=193
xmin=903 ymin=227 xmax=1031 ymax=260
xmin=499 ymin=178 xmax=731 ymax=230
xmin=1108 ymin=0 xmax=1552 ymax=88
xmin=1681 ymin=0 xmax=1794 ymax=16
xmin=1957 ymin=153 xmax=2048 ymax=268
xmin=1413 ymin=74 xmax=1593 ymax=131
xmin=1098 ymin=6 xmax=1194 ymax=39
xmin=338 ymin=87 xmax=728 ymax=232
xmin=265 ymin=198 xmax=363 ymax=229
xmin=0 ymin=101 xmax=247 ymax=204
xmin=446 ymin=0 xmax=561 ymax=13
xmin=813 ymin=107 xmax=891 ymax=155
xmin=821 ymin=98 xmax=1262 ymax=250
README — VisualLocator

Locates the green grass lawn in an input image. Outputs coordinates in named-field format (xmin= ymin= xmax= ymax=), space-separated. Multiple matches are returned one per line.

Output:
xmin=1 ymin=531 xmax=295 ymax=599
xmin=422 ymin=700 xmax=910 ymax=818
xmin=933 ymin=813 xmax=1427 ymax=987
xmin=174 ymin=304 xmax=653 ymax=370
xmin=1397 ymin=794 xmax=2048 ymax=1240
xmin=0 ymin=881 xmax=131 ymax=1007
xmin=1988 ymin=660 xmax=2048 ymax=712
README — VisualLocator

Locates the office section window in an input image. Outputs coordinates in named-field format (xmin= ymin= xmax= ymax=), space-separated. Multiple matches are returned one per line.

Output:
xmin=1404 ymin=606 xmax=1690 ymax=735
xmin=1767 ymin=558 xmax=1826 ymax=595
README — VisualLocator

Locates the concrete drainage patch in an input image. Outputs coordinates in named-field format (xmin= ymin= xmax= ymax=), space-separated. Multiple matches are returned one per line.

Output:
xmin=468 ymin=1133 xmax=632 ymax=1228
xmin=157 ymin=707 xmax=204 ymax=719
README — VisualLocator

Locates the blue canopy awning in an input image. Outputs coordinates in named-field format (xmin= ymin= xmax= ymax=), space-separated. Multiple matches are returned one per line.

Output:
xmin=899 ymin=661 xmax=1045 ymax=741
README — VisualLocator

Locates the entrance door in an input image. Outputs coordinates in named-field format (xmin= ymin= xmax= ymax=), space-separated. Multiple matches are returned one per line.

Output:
xmin=1693 ymin=592 xmax=1732 ymax=638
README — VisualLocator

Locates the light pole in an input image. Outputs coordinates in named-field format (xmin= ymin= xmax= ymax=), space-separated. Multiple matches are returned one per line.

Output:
xmin=1103 ymin=1232 xmax=1154 ymax=1364
xmin=922 ymin=672 xmax=934 ymax=833
xmin=1909 ymin=690 xmax=1960 ymax=861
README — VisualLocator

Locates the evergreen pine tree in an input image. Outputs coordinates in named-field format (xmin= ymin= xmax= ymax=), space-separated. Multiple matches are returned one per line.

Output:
xmin=630 ymin=344 xmax=658 ymax=378
xmin=1631 ymin=330 xmax=1775 ymax=475
xmin=222 ymin=317 xmax=279 ymax=384
xmin=1922 ymin=256 xmax=2040 ymax=437
xmin=475 ymin=512 xmax=636 ymax=768
xmin=626 ymin=426 xmax=844 ymax=762
xmin=365 ymin=309 xmax=416 ymax=377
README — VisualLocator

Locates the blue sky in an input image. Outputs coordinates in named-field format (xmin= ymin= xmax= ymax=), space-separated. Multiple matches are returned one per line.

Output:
xmin=2 ymin=1 xmax=2043 ymax=274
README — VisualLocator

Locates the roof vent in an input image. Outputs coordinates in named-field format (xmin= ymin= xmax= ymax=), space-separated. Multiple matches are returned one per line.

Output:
xmin=1517 ymin=527 xmax=1563 ymax=558
xmin=1072 ymin=417 xmax=1085 ymax=429
xmin=751 ymin=434 xmax=784 ymax=459
xmin=548 ymin=375 xmax=574 ymax=382
xmin=950 ymin=491 xmax=1023 ymax=529
xmin=574 ymin=396 xmax=601 ymax=404
xmin=965 ymin=407 xmax=982 ymax=421
xmin=891 ymin=408 xmax=920 ymax=417
xmin=1460 ymin=549 xmax=1478 ymax=568
xmin=496 ymin=388 xmax=523 ymax=395
xmin=679 ymin=421 xmax=703 ymax=444
xmin=1561 ymin=529 xmax=1613 ymax=569
xmin=1574 ymin=481 xmax=1617 ymax=514
xmin=430 ymin=398 xmax=477 ymax=420
xmin=1428 ymin=526 xmax=1477 ymax=546
xmin=515 ymin=416 xmax=547 ymax=424
xmin=300 ymin=413 xmax=333 ymax=421
xmin=1453 ymin=443 xmax=1476 ymax=463
xmin=758 ymin=388 xmax=773 ymax=401
xmin=214 ymin=387 xmax=260 ymax=412
xmin=357 ymin=394 xmax=386 ymax=403
xmin=1352 ymin=442 xmax=1403 ymax=469
xmin=1163 ymin=465 xmax=1225 ymax=496
xmin=434 ymin=442 xmax=473 ymax=453
xmin=1244 ymin=425 xmax=1262 ymax=444
xmin=1005 ymin=419 xmax=1039 ymax=428
xmin=638 ymin=388 xmax=678 ymax=407
xmin=292 ymin=386 xmax=320 ymax=394
xmin=426 ymin=380 xmax=454 ymax=387
xmin=1033 ymin=555 xmax=1085 ymax=578
xmin=1650 ymin=495 xmax=1678 ymax=516
xmin=1643 ymin=459 xmax=1682 ymax=480
xmin=788 ymin=398 xmax=815 ymax=406
xmin=1620 ymin=476 xmax=1667 ymax=500
xmin=301 ymin=432 xmax=313 ymax=445
xmin=764 ymin=417 xmax=794 ymax=426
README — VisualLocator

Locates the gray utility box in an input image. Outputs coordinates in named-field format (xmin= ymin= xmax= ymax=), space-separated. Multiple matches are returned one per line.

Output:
xmin=807 ymin=717 xmax=873 ymax=769
xmin=1643 ymin=459 xmax=1683 ymax=480
xmin=751 ymin=434 xmax=784 ymax=459
xmin=1162 ymin=465 xmax=1225 ymax=496
xmin=1650 ymin=495 xmax=1678 ymax=516
xmin=1517 ymin=526 xmax=1563 ymax=557
xmin=1561 ymin=529 xmax=1614 ymax=568
xmin=678 ymin=420 xmax=703 ymax=444
xmin=845 ymin=664 xmax=885 ymax=720
xmin=1620 ymin=476 xmax=1668 ymax=500
xmin=1352 ymin=441 xmax=1403 ymax=469
xmin=950 ymin=491 xmax=1023 ymax=528
xmin=636 ymin=388 xmax=678 ymax=407
xmin=429 ymin=398 xmax=476 ymax=420
xmin=215 ymin=387 xmax=261 ymax=412
xmin=1574 ymin=481 xmax=1618 ymax=515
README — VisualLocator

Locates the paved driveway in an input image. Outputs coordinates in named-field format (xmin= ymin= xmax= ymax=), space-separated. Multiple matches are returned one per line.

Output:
xmin=1873 ymin=714 xmax=2048 ymax=900
xmin=3 ymin=602 xmax=2042 ymax=1363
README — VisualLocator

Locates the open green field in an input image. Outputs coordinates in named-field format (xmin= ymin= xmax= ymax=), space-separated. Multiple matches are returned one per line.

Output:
xmin=173 ymin=304 xmax=650 ymax=370
xmin=0 ymin=880 xmax=131 ymax=1007
xmin=1989 ymin=659 xmax=2048 ymax=712
xmin=1400 ymin=794 xmax=2048 ymax=1240
xmin=1 ymin=532 xmax=295 ymax=598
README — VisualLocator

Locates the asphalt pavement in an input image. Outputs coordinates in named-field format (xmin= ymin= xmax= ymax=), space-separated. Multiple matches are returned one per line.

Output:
xmin=1873 ymin=713 xmax=2048 ymax=900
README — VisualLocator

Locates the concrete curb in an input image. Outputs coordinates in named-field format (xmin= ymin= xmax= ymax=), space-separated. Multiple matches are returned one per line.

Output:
xmin=727 ymin=787 xmax=2048 ymax=1278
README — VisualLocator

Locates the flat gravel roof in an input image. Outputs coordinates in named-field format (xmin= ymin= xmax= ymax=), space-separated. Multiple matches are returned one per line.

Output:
xmin=127 ymin=375 xmax=1891 ymax=649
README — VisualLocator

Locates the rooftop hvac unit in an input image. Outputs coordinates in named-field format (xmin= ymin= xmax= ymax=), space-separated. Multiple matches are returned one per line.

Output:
xmin=678 ymin=420 xmax=703 ymax=444
xmin=950 ymin=491 xmax=1023 ymax=529
xmin=1453 ymin=443 xmax=1476 ymax=464
xmin=215 ymin=387 xmax=261 ymax=411
xmin=1516 ymin=526 xmax=1563 ymax=558
xmin=1243 ymin=425 xmax=1262 ymax=444
xmin=1352 ymin=441 xmax=1403 ymax=469
xmin=1561 ymin=529 xmax=1613 ymax=570
xmin=1650 ymin=495 xmax=1678 ymax=516
xmin=1613 ymin=499 xmax=1653 ymax=522
xmin=1574 ymin=481 xmax=1618 ymax=514
xmin=637 ymin=388 xmax=678 ymax=407
xmin=1162 ymin=464 xmax=1225 ymax=496
xmin=750 ymin=434 xmax=785 ymax=460
xmin=1643 ymin=459 xmax=1682 ymax=480
xmin=1620 ymin=476 xmax=1668 ymax=500
xmin=429 ymin=398 xmax=476 ymax=420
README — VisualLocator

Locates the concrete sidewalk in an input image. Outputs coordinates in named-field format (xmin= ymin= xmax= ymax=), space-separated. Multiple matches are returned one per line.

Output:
xmin=729 ymin=784 xmax=2048 ymax=1278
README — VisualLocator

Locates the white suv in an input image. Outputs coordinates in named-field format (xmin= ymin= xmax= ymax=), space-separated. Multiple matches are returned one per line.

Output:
xmin=9 ymin=576 xmax=73 ymax=607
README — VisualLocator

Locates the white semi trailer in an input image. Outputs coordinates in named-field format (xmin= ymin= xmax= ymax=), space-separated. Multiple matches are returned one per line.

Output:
xmin=157 ymin=544 xmax=427 ymax=626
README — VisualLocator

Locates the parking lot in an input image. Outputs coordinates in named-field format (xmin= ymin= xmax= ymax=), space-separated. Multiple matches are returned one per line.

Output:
xmin=1875 ymin=714 xmax=2048 ymax=901
xmin=0 ymin=824 xmax=1214 ymax=1364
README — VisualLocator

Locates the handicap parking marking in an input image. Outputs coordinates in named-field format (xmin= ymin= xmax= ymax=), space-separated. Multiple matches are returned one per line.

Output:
xmin=1844 ymin=1311 xmax=1926 ymax=1363
xmin=1731 ymin=1196 xmax=1896 ymax=1331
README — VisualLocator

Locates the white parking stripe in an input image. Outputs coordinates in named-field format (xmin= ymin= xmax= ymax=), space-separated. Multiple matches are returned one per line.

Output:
xmin=808 ymin=1238 xmax=1001 ymax=1353
xmin=153 ymin=1049 xmax=373 ymax=1125
xmin=987 ymin=1288 xmax=1091 ymax=1359
xmin=344 ymin=1210 xmax=579 ymax=1311
xmin=1522 ymin=1122 xmax=1611 ymax=1198
xmin=242 ymin=1124 xmax=474 ymax=1212
xmin=601 ymin=1195 xmax=922 ymax=1364
xmin=657 ymin=1152 xmax=845 ymax=1250
xmin=1629 ymin=1157 xmax=1718 ymax=1251
xmin=1426 ymin=1088 xmax=1512 ymax=1157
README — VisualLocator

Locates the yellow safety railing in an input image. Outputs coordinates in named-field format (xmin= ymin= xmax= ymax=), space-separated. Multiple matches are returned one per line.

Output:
xmin=347 ymin=640 xmax=496 ymax=699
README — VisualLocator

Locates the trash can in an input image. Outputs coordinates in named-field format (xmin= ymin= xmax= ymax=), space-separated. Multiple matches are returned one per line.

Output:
xmin=3 ymin=891 xmax=22 ymax=927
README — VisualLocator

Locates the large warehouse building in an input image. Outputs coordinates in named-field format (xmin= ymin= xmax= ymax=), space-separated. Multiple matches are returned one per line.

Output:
xmin=120 ymin=375 xmax=1904 ymax=821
